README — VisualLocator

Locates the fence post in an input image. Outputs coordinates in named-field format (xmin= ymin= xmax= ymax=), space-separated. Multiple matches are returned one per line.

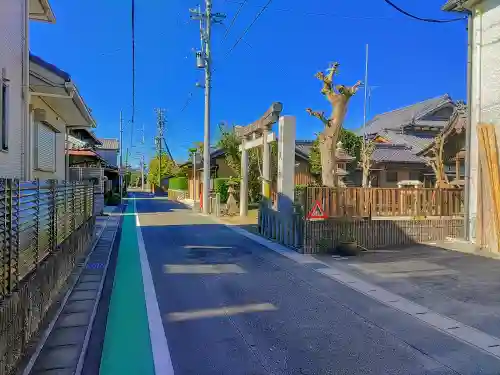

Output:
xmin=50 ymin=180 xmax=57 ymax=252
xmin=34 ymin=179 xmax=40 ymax=268
xmin=91 ymin=183 xmax=95 ymax=217
xmin=70 ymin=182 xmax=76 ymax=231
xmin=83 ymin=182 xmax=88 ymax=220
xmin=7 ymin=179 xmax=20 ymax=293
xmin=0 ymin=179 xmax=6 ymax=296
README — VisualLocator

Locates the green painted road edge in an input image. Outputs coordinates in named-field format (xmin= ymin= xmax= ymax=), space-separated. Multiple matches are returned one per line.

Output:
xmin=99 ymin=198 xmax=155 ymax=375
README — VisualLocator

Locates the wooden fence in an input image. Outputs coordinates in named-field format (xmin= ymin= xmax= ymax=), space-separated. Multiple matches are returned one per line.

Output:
xmin=297 ymin=187 xmax=464 ymax=218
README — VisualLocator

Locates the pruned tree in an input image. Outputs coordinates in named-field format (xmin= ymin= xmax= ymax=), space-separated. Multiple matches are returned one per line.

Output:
xmin=307 ymin=62 xmax=361 ymax=187
xmin=425 ymin=134 xmax=449 ymax=188
xmin=361 ymin=139 xmax=375 ymax=187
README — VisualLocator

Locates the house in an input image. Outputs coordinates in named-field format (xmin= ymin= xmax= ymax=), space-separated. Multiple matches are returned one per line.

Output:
xmin=30 ymin=54 xmax=96 ymax=181
xmin=0 ymin=0 xmax=55 ymax=179
xmin=96 ymin=138 xmax=119 ymax=167
xmin=442 ymin=0 xmax=500 ymax=246
xmin=417 ymin=103 xmax=467 ymax=187
xmin=67 ymin=135 xmax=120 ymax=192
xmin=358 ymin=94 xmax=457 ymax=187
xmin=182 ymin=141 xmax=356 ymax=200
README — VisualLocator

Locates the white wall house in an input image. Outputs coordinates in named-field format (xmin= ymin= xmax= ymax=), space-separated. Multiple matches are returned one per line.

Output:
xmin=444 ymin=0 xmax=500 ymax=244
xmin=1 ymin=0 xmax=96 ymax=181
xmin=29 ymin=54 xmax=96 ymax=181
xmin=0 ymin=0 xmax=55 ymax=178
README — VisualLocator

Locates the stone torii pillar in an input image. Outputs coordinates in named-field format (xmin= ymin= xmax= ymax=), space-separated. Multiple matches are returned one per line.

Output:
xmin=235 ymin=102 xmax=283 ymax=217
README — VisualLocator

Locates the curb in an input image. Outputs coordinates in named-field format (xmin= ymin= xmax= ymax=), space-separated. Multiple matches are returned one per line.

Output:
xmin=75 ymin=207 xmax=122 ymax=375
xmin=21 ymin=207 xmax=122 ymax=375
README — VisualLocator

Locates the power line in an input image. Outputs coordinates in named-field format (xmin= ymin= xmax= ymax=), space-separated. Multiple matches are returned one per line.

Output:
xmin=224 ymin=0 xmax=466 ymax=22
xmin=382 ymin=0 xmax=466 ymax=23
xmin=222 ymin=0 xmax=248 ymax=42
xmin=223 ymin=1 xmax=395 ymax=20
xmin=125 ymin=0 xmax=137 ymax=171
xmin=225 ymin=0 xmax=273 ymax=57
xmin=131 ymin=0 xmax=136 ymax=126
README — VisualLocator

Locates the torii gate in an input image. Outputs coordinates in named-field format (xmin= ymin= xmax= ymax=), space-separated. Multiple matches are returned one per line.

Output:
xmin=235 ymin=103 xmax=296 ymax=217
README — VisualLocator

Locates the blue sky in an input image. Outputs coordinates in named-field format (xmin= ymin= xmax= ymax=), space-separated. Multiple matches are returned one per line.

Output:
xmin=31 ymin=0 xmax=467 ymax=166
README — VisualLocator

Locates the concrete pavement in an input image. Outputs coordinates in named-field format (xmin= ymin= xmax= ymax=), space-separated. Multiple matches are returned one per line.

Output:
xmin=91 ymin=193 xmax=500 ymax=374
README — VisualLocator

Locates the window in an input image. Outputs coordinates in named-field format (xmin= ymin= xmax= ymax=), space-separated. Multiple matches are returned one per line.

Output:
xmin=409 ymin=171 xmax=421 ymax=181
xmin=35 ymin=122 xmax=56 ymax=172
xmin=386 ymin=171 xmax=398 ymax=183
xmin=0 ymin=68 xmax=8 ymax=151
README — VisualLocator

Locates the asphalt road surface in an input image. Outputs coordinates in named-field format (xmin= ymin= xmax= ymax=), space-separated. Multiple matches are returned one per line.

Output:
xmin=98 ymin=193 xmax=500 ymax=375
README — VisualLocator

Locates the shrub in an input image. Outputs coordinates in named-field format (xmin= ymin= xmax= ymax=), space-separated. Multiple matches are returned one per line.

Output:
xmin=214 ymin=178 xmax=230 ymax=203
xmin=169 ymin=177 xmax=188 ymax=191
xmin=107 ymin=193 xmax=122 ymax=206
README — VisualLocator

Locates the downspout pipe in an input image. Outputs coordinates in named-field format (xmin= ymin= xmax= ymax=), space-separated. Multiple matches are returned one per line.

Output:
xmin=464 ymin=12 xmax=473 ymax=240
xmin=22 ymin=0 xmax=31 ymax=180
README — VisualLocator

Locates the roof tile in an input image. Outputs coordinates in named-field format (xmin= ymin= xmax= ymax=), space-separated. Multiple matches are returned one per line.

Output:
xmin=97 ymin=138 xmax=119 ymax=150
xmin=359 ymin=94 xmax=453 ymax=136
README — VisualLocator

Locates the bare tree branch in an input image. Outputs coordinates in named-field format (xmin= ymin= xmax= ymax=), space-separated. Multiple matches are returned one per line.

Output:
xmin=306 ymin=108 xmax=329 ymax=125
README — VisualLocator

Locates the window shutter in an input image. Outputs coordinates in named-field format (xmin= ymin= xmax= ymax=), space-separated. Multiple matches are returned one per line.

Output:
xmin=36 ymin=123 xmax=56 ymax=171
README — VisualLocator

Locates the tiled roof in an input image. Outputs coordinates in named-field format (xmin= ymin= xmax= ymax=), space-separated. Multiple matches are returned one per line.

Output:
xmin=418 ymin=103 xmax=468 ymax=157
xmin=295 ymin=140 xmax=314 ymax=159
xmin=294 ymin=140 xmax=354 ymax=161
xmin=67 ymin=150 xmax=99 ymax=157
xmin=66 ymin=135 xmax=87 ymax=150
xmin=359 ymin=94 xmax=453 ymax=136
xmin=442 ymin=0 xmax=466 ymax=11
xmin=97 ymin=138 xmax=119 ymax=150
xmin=377 ymin=129 xmax=435 ymax=154
xmin=30 ymin=54 xmax=71 ymax=81
xmin=372 ymin=144 xmax=426 ymax=164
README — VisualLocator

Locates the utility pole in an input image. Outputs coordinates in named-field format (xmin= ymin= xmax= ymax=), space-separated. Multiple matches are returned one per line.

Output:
xmin=362 ymin=44 xmax=370 ymax=188
xmin=363 ymin=44 xmax=369 ymax=139
xmin=155 ymin=108 xmax=165 ymax=190
xmin=190 ymin=2 xmax=225 ymax=214
xmin=140 ymin=124 xmax=145 ymax=191
xmin=119 ymin=111 xmax=124 ymax=201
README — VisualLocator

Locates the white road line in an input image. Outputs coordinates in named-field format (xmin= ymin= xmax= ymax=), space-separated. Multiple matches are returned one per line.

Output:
xmin=134 ymin=195 xmax=175 ymax=375
xmin=219 ymin=219 xmax=500 ymax=361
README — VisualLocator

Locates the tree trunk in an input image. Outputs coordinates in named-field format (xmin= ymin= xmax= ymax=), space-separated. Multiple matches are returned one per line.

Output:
xmin=319 ymin=133 xmax=336 ymax=187
xmin=362 ymin=169 xmax=369 ymax=188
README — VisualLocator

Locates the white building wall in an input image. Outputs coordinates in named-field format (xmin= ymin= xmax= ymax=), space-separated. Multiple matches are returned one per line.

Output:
xmin=0 ymin=0 xmax=25 ymax=178
xmin=469 ymin=0 xmax=500 ymax=241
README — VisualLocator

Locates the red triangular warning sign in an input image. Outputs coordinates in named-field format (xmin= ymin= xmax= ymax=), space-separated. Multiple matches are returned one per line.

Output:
xmin=307 ymin=200 xmax=327 ymax=219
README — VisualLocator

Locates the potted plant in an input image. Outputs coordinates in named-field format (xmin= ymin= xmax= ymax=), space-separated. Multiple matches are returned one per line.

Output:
xmin=336 ymin=221 xmax=360 ymax=256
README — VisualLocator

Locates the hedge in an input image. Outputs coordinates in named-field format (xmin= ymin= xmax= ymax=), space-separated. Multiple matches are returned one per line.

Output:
xmin=169 ymin=177 xmax=188 ymax=191
xmin=214 ymin=178 xmax=230 ymax=203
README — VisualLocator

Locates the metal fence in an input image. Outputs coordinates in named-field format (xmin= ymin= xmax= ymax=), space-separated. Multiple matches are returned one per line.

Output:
xmin=0 ymin=179 xmax=94 ymax=297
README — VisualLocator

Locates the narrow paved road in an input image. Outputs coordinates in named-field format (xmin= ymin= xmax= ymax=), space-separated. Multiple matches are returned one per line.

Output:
xmin=99 ymin=193 xmax=500 ymax=375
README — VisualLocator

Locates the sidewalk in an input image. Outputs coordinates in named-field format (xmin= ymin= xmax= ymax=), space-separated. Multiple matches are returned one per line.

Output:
xmin=21 ymin=206 xmax=122 ymax=375
xmin=313 ymin=242 xmax=500 ymax=339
